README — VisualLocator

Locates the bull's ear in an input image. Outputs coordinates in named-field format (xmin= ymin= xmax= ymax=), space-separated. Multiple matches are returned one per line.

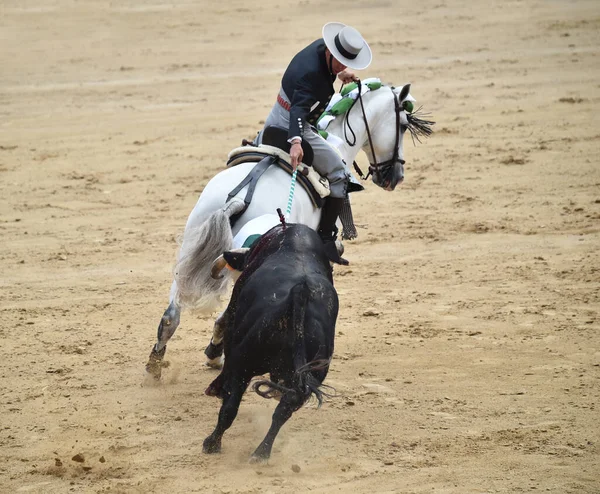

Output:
xmin=223 ymin=250 xmax=247 ymax=271
xmin=398 ymin=83 xmax=411 ymax=102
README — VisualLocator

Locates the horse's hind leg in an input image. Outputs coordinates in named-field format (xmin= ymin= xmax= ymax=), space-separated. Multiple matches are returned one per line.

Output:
xmin=204 ymin=310 xmax=228 ymax=369
xmin=146 ymin=288 xmax=181 ymax=379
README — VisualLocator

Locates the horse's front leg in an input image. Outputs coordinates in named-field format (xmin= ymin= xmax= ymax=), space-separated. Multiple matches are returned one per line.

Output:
xmin=146 ymin=291 xmax=181 ymax=379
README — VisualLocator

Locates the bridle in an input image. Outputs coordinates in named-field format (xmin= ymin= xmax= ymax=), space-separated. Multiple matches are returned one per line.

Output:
xmin=342 ymin=81 xmax=405 ymax=181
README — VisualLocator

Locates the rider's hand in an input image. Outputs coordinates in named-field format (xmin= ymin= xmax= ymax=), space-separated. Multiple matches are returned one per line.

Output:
xmin=290 ymin=142 xmax=303 ymax=171
xmin=338 ymin=69 xmax=358 ymax=84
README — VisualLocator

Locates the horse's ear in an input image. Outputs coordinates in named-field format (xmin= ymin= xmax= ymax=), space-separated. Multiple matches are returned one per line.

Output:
xmin=398 ymin=84 xmax=411 ymax=102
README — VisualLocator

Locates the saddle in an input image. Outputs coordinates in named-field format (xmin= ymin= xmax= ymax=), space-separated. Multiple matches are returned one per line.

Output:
xmin=227 ymin=127 xmax=330 ymax=208
xmin=226 ymin=126 xmax=358 ymax=239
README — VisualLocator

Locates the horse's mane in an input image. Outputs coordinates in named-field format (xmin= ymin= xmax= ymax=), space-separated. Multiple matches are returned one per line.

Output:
xmin=321 ymin=79 xmax=434 ymax=147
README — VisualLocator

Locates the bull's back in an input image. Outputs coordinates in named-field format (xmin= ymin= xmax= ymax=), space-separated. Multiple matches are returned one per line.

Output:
xmin=232 ymin=257 xmax=337 ymax=351
xmin=243 ymin=256 xmax=335 ymax=313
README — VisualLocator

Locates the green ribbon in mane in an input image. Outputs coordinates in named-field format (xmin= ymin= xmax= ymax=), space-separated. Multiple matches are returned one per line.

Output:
xmin=316 ymin=78 xmax=383 ymax=131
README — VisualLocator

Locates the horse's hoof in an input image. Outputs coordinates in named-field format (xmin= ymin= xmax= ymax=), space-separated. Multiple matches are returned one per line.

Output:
xmin=205 ymin=355 xmax=224 ymax=370
xmin=204 ymin=341 xmax=224 ymax=360
xmin=145 ymin=362 xmax=162 ymax=380
xmin=146 ymin=347 xmax=167 ymax=380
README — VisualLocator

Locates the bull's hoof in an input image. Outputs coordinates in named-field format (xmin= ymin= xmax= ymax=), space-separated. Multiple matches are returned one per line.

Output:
xmin=249 ymin=443 xmax=272 ymax=463
xmin=202 ymin=436 xmax=221 ymax=454
xmin=145 ymin=347 xmax=167 ymax=380
xmin=204 ymin=383 xmax=223 ymax=398
xmin=204 ymin=385 xmax=217 ymax=397
xmin=248 ymin=452 xmax=270 ymax=464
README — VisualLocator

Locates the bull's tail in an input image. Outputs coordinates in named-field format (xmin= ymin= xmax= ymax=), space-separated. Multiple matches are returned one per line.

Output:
xmin=174 ymin=199 xmax=245 ymax=311
xmin=253 ymin=359 xmax=332 ymax=406
xmin=253 ymin=282 xmax=332 ymax=407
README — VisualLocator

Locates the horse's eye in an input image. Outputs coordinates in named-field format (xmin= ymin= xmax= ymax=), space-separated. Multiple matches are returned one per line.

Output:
xmin=402 ymin=101 xmax=414 ymax=113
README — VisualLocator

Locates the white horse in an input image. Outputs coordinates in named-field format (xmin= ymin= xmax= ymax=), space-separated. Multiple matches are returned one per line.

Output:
xmin=146 ymin=82 xmax=433 ymax=377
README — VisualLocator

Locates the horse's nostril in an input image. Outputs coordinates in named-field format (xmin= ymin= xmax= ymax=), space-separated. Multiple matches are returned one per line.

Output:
xmin=399 ymin=159 xmax=406 ymax=165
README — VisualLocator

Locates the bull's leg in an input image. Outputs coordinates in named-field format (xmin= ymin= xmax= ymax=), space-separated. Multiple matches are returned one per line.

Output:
xmin=203 ymin=374 xmax=251 ymax=454
xmin=249 ymin=391 xmax=305 ymax=463
xmin=204 ymin=310 xmax=227 ymax=369
xmin=146 ymin=299 xmax=181 ymax=379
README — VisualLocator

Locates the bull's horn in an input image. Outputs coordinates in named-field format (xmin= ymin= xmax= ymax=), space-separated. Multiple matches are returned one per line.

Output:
xmin=210 ymin=255 xmax=228 ymax=279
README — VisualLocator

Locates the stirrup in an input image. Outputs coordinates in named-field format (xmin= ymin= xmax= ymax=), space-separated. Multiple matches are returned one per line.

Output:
xmin=323 ymin=240 xmax=349 ymax=266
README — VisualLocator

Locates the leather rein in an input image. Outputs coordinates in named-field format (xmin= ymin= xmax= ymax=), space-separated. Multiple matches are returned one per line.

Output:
xmin=342 ymin=82 xmax=404 ymax=181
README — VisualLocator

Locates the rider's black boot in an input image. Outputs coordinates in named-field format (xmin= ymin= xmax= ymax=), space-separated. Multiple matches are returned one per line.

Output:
xmin=318 ymin=196 xmax=349 ymax=266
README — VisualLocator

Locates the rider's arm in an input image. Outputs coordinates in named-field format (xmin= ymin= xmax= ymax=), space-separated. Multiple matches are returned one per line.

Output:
xmin=288 ymin=74 xmax=321 ymax=170
xmin=288 ymin=74 xmax=319 ymax=141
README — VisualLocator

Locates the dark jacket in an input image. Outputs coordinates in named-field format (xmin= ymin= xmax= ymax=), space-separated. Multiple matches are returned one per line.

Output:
xmin=281 ymin=39 xmax=336 ymax=140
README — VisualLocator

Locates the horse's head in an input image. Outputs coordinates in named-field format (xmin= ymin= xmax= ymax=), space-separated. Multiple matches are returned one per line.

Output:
xmin=365 ymin=83 xmax=434 ymax=191
xmin=320 ymin=79 xmax=433 ymax=192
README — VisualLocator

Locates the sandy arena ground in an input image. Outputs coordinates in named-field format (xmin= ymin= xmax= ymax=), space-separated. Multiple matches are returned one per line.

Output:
xmin=1 ymin=1 xmax=599 ymax=492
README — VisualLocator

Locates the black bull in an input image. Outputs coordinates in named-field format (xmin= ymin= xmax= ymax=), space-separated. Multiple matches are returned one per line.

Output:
xmin=203 ymin=223 xmax=339 ymax=462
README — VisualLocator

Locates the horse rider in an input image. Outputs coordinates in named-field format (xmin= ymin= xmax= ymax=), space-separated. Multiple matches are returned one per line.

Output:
xmin=257 ymin=22 xmax=372 ymax=265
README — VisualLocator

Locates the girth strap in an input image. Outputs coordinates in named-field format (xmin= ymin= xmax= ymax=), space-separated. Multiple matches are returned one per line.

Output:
xmin=227 ymin=148 xmax=326 ymax=208
xmin=227 ymin=155 xmax=277 ymax=227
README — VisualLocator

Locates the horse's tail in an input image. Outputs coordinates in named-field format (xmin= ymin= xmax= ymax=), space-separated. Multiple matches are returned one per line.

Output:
xmin=253 ymin=282 xmax=332 ymax=407
xmin=174 ymin=199 xmax=245 ymax=312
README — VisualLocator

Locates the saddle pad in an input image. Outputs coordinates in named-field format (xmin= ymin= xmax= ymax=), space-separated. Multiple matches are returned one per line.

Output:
xmin=228 ymin=145 xmax=331 ymax=202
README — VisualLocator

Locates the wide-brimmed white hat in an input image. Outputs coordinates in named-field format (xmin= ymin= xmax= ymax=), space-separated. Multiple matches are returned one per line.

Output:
xmin=322 ymin=22 xmax=372 ymax=70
